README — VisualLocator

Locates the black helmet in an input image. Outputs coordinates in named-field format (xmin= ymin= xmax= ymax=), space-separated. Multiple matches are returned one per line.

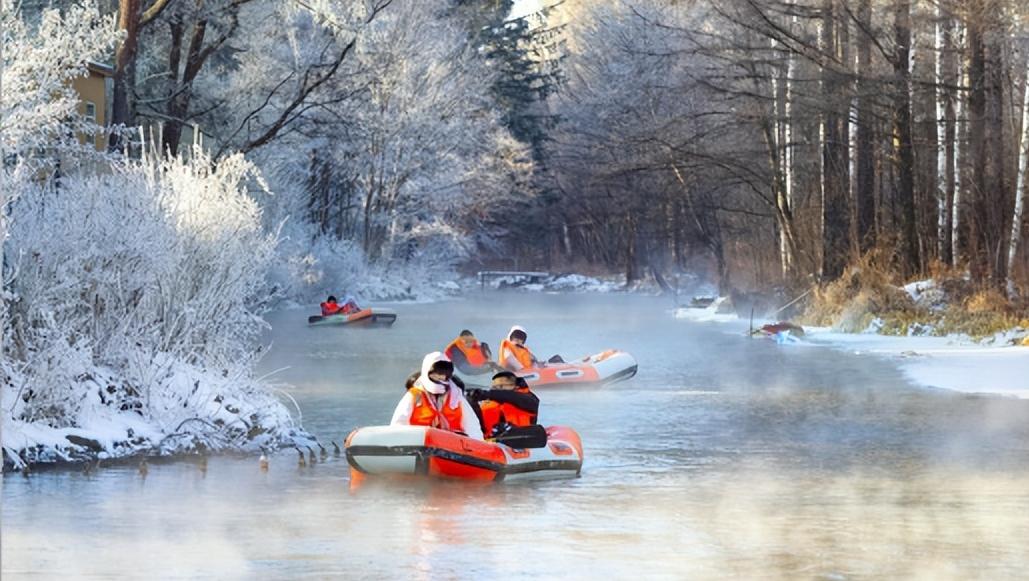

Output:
xmin=492 ymin=370 xmax=518 ymax=382
xmin=327 ymin=295 xmax=337 ymax=302
xmin=429 ymin=360 xmax=454 ymax=376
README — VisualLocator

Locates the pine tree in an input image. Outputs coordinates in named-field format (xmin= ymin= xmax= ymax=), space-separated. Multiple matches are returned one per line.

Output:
xmin=453 ymin=0 xmax=561 ymax=163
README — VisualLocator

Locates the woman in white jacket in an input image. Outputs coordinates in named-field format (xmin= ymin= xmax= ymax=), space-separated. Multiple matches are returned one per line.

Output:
xmin=390 ymin=352 xmax=483 ymax=440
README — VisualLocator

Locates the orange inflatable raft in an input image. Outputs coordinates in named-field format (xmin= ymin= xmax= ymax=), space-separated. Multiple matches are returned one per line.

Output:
xmin=345 ymin=425 xmax=583 ymax=482
xmin=516 ymin=350 xmax=637 ymax=388
xmin=307 ymin=308 xmax=397 ymax=327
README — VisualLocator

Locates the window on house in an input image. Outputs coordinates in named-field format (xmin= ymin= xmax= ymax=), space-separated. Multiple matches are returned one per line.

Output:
xmin=84 ymin=101 xmax=97 ymax=123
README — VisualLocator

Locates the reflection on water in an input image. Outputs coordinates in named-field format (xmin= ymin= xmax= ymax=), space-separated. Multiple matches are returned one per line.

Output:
xmin=4 ymin=294 xmax=1029 ymax=579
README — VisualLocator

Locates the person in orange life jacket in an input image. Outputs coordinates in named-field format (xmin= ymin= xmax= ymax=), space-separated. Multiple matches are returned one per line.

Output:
xmin=320 ymin=294 xmax=361 ymax=316
xmin=403 ymin=367 xmax=487 ymax=432
xmin=465 ymin=370 xmax=539 ymax=438
xmin=444 ymin=330 xmax=502 ymax=375
xmin=497 ymin=325 xmax=542 ymax=371
xmin=390 ymin=352 xmax=483 ymax=440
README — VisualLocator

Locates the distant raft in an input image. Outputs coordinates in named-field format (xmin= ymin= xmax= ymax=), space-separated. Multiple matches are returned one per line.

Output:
xmin=307 ymin=308 xmax=397 ymax=327
xmin=757 ymin=321 xmax=805 ymax=337
xmin=516 ymin=349 xmax=637 ymax=388
xmin=754 ymin=321 xmax=805 ymax=344
xmin=345 ymin=425 xmax=583 ymax=482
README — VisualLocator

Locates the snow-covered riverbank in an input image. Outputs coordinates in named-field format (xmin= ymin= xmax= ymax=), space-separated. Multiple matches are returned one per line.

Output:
xmin=1 ymin=362 xmax=312 ymax=471
xmin=674 ymin=301 xmax=1029 ymax=399
xmin=802 ymin=329 xmax=1029 ymax=399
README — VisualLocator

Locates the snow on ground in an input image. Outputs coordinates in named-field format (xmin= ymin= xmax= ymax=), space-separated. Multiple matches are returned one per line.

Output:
xmin=544 ymin=273 xmax=622 ymax=292
xmin=901 ymin=278 xmax=951 ymax=312
xmin=673 ymin=298 xmax=1029 ymax=399
xmin=802 ymin=329 xmax=1029 ymax=399
xmin=485 ymin=272 xmax=625 ymax=293
xmin=1 ymin=360 xmax=311 ymax=470
xmin=673 ymin=297 xmax=740 ymax=323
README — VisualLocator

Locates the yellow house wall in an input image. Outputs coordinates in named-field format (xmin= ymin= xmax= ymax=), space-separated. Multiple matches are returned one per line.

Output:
xmin=70 ymin=70 xmax=108 ymax=150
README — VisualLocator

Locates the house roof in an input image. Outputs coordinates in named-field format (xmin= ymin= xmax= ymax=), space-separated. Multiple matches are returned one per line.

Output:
xmin=86 ymin=61 xmax=115 ymax=76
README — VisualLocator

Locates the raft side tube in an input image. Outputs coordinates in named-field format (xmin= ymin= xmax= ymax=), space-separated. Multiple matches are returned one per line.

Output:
xmin=308 ymin=308 xmax=397 ymax=327
xmin=345 ymin=425 xmax=583 ymax=482
xmin=517 ymin=350 xmax=637 ymax=388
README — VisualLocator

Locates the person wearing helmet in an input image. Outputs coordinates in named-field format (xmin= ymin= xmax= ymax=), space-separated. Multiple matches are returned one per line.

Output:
xmin=320 ymin=295 xmax=342 ymax=316
xmin=465 ymin=371 xmax=539 ymax=438
xmin=390 ymin=352 xmax=483 ymax=440
xmin=320 ymin=293 xmax=361 ymax=316
xmin=444 ymin=330 xmax=502 ymax=375
xmin=497 ymin=325 xmax=541 ymax=371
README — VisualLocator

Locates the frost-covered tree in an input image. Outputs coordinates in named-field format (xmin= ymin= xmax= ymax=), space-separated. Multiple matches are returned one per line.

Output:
xmin=1 ymin=3 xmax=306 ymax=468
xmin=0 ymin=2 xmax=117 ymax=163
xmin=190 ymin=0 xmax=532 ymax=298
xmin=133 ymin=0 xmax=256 ymax=155
xmin=3 ymin=146 xmax=302 ymax=466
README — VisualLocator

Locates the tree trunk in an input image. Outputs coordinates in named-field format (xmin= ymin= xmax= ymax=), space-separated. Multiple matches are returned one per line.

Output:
xmin=162 ymin=14 xmax=185 ymax=155
xmin=940 ymin=15 xmax=957 ymax=266
xmin=934 ymin=6 xmax=948 ymax=261
xmin=109 ymin=0 xmax=143 ymax=152
xmin=952 ymin=24 xmax=966 ymax=266
xmin=770 ymin=37 xmax=794 ymax=279
xmin=855 ymin=0 xmax=875 ymax=252
xmin=986 ymin=37 xmax=1008 ymax=284
xmin=1006 ymin=55 xmax=1029 ymax=297
xmin=163 ymin=0 xmax=241 ymax=156
xmin=821 ymin=0 xmax=850 ymax=280
xmin=967 ymin=18 xmax=987 ymax=279
xmin=893 ymin=0 xmax=919 ymax=276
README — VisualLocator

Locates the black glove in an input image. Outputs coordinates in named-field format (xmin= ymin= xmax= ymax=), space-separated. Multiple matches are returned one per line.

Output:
xmin=464 ymin=387 xmax=486 ymax=400
xmin=488 ymin=421 xmax=512 ymax=438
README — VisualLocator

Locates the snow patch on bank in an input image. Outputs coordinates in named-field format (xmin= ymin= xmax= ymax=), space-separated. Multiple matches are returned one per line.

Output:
xmin=2 ymin=360 xmax=310 ymax=470
xmin=482 ymin=272 xmax=667 ymax=293
xmin=803 ymin=329 xmax=1029 ymax=399
xmin=673 ymin=298 xmax=1029 ymax=399
xmin=673 ymin=297 xmax=739 ymax=323
xmin=484 ymin=272 xmax=623 ymax=292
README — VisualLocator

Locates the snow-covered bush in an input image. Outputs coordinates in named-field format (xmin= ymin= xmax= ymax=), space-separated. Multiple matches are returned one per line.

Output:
xmin=8 ymin=148 xmax=274 ymax=366
xmin=1 ymin=148 xmax=306 ymax=468
xmin=1 ymin=1 xmax=119 ymax=370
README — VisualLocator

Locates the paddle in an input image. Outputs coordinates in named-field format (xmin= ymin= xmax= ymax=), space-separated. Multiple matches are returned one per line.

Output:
xmin=308 ymin=315 xmax=324 ymax=324
xmin=493 ymin=424 xmax=548 ymax=449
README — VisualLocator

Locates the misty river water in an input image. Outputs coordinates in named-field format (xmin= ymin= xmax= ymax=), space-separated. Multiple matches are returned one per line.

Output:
xmin=3 ymin=294 xmax=1029 ymax=579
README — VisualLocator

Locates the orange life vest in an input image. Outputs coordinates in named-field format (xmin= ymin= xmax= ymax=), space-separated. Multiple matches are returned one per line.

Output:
xmin=321 ymin=301 xmax=341 ymax=316
xmin=445 ymin=338 xmax=488 ymax=367
xmin=480 ymin=387 xmax=536 ymax=436
xmin=408 ymin=387 xmax=464 ymax=432
xmin=499 ymin=339 xmax=535 ymax=370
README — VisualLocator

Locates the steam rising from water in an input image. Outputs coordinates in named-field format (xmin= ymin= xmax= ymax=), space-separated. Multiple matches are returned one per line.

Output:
xmin=4 ymin=295 xmax=1029 ymax=579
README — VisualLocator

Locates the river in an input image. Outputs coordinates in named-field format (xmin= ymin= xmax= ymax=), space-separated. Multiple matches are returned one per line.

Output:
xmin=3 ymin=294 xmax=1029 ymax=579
